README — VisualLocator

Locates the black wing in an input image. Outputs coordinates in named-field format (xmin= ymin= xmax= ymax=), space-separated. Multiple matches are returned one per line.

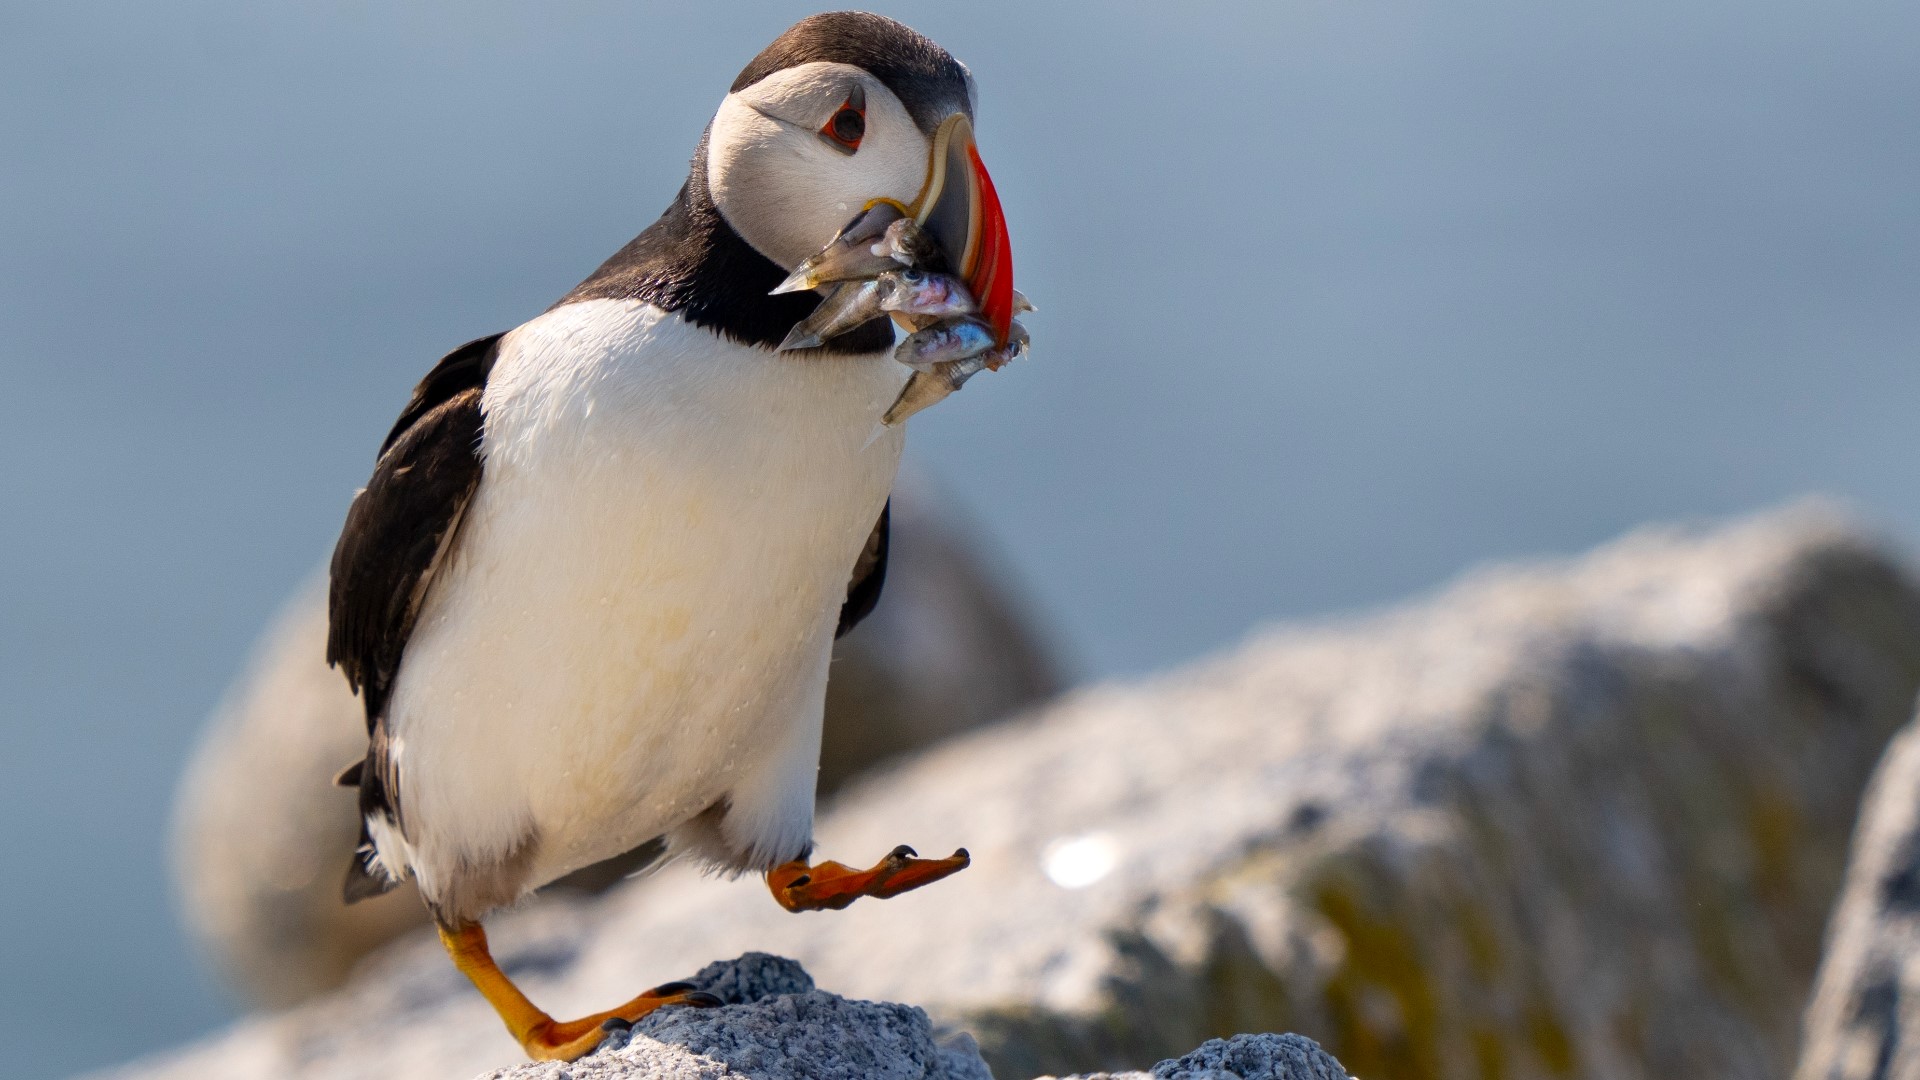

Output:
xmin=327 ymin=333 xmax=501 ymax=728
xmin=836 ymin=501 xmax=889 ymax=638
xmin=328 ymin=333 xmax=500 ymax=902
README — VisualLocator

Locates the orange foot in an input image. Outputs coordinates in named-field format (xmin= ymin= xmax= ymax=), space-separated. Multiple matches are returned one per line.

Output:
xmin=438 ymin=922 xmax=721 ymax=1061
xmin=766 ymin=844 xmax=970 ymax=913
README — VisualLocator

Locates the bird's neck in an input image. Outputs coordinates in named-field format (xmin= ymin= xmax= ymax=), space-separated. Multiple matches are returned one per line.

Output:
xmin=553 ymin=131 xmax=893 ymax=356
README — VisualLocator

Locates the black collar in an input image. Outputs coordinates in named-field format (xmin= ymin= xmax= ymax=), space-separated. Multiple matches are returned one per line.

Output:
xmin=553 ymin=130 xmax=892 ymax=355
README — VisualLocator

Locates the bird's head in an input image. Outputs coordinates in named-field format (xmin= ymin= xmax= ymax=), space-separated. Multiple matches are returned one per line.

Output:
xmin=704 ymin=12 xmax=1016 ymax=344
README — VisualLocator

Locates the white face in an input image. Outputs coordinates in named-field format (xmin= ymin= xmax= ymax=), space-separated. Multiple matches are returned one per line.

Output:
xmin=707 ymin=62 xmax=935 ymax=271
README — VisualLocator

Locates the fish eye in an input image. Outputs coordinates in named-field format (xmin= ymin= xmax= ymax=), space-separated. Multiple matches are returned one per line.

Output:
xmin=819 ymin=87 xmax=866 ymax=154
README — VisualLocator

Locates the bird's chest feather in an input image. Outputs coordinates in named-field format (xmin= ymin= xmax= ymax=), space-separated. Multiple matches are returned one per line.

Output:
xmin=476 ymin=298 xmax=904 ymax=616
xmin=387 ymin=299 xmax=906 ymax=867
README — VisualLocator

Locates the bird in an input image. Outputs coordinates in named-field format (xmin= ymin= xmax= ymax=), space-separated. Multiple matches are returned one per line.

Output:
xmin=323 ymin=12 xmax=1016 ymax=1062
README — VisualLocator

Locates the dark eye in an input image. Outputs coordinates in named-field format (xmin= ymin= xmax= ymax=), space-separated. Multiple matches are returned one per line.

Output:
xmin=819 ymin=87 xmax=866 ymax=153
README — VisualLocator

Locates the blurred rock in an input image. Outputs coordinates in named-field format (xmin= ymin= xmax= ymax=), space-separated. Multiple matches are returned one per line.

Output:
xmin=1795 ymin=714 xmax=1920 ymax=1080
xmin=820 ymin=479 xmax=1063 ymax=792
xmin=127 ymin=504 xmax=1920 ymax=1080
xmin=102 ymin=954 xmax=1349 ymax=1080
xmin=170 ymin=474 xmax=1064 ymax=1008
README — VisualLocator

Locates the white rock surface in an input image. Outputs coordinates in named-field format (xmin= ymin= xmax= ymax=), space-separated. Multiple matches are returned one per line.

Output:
xmin=1795 ymin=714 xmax=1920 ymax=1080
xmin=117 ymin=505 xmax=1920 ymax=1080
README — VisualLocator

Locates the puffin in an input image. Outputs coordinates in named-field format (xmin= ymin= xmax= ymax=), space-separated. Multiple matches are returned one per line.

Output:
xmin=324 ymin=12 xmax=1015 ymax=1061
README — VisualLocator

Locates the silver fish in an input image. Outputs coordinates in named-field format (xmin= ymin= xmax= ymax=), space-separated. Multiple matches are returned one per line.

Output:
xmin=878 ymin=317 xmax=1030 ymax=428
xmin=777 ymin=279 xmax=884 ymax=351
xmin=878 ymin=269 xmax=975 ymax=319
xmin=985 ymin=318 xmax=1031 ymax=366
xmin=769 ymin=201 xmax=909 ymax=295
xmin=881 ymin=355 xmax=991 ymax=427
xmin=874 ymin=217 xmax=941 ymax=269
xmin=894 ymin=317 xmax=995 ymax=372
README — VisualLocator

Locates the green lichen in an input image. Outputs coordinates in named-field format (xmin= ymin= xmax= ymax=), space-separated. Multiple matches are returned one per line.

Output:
xmin=1469 ymin=1027 xmax=1507 ymax=1080
xmin=1313 ymin=878 xmax=1444 ymax=1080
xmin=1525 ymin=1007 xmax=1576 ymax=1076
xmin=1456 ymin=903 xmax=1503 ymax=983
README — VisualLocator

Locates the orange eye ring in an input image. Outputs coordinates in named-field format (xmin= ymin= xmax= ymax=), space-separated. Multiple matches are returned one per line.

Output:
xmin=819 ymin=89 xmax=865 ymax=153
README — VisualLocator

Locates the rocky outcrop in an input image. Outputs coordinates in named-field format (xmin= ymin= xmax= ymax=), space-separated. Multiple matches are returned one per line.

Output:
xmin=117 ymin=505 xmax=1920 ymax=1080
xmin=1795 ymin=714 xmax=1920 ymax=1080
xmin=471 ymin=956 xmax=1350 ymax=1080
xmin=106 ymin=952 xmax=1349 ymax=1080
xmin=170 ymin=475 xmax=1063 ymax=1007
xmin=475 ymin=954 xmax=995 ymax=1080
xmin=1037 ymin=1035 xmax=1355 ymax=1080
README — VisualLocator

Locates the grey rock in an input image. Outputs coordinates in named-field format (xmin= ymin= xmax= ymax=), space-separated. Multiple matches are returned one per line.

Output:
xmin=1151 ymin=1034 xmax=1353 ymax=1079
xmin=817 ymin=476 xmax=1064 ymax=791
xmin=170 ymin=473 xmax=1064 ymax=1007
xmin=1795 ymin=714 xmax=1920 ymax=1080
xmin=1037 ymin=1034 xmax=1353 ymax=1080
xmin=438 ymin=956 xmax=1347 ymax=1080
xmin=520 ymin=993 xmax=978 ymax=1080
xmin=672 ymin=953 xmax=817 ymax=1005
xmin=114 ymin=504 xmax=1920 ymax=1080
xmin=473 ymin=954 xmax=992 ymax=1080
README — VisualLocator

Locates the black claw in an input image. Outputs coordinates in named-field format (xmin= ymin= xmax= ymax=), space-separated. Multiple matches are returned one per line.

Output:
xmin=600 ymin=1017 xmax=633 ymax=1033
xmin=682 ymin=991 xmax=725 ymax=1008
xmin=647 ymin=981 xmax=697 ymax=997
xmin=952 ymin=847 xmax=970 ymax=861
xmin=888 ymin=844 xmax=918 ymax=860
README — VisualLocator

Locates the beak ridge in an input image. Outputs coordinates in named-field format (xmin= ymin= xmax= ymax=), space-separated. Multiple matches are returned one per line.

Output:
xmin=911 ymin=114 xmax=1016 ymax=346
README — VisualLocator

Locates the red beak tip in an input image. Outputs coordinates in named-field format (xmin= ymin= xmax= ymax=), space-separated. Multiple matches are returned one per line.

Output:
xmin=964 ymin=144 xmax=1016 ymax=345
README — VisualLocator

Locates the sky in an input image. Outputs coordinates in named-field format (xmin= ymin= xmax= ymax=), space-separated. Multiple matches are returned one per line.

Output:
xmin=3 ymin=1 xmax=1917 ymax=1075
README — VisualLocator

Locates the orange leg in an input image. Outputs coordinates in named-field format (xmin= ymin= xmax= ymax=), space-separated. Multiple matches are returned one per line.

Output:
xmin=766 ymin=844 xmax=970 ymax=913
xmin=438 ymin=921 xmax=719 ymax=1061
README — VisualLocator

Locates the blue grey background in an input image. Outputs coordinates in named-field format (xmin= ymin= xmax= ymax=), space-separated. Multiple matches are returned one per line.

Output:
xmin=3 ymin=1 xmax=1916 ymax=1075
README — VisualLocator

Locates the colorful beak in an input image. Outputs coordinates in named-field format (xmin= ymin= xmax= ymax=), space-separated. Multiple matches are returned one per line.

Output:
xmin=909 ymin=114 xmax=1016 ymax=346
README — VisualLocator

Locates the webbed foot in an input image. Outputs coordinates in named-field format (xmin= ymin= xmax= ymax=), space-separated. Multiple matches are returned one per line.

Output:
xmin=765 ymin=844 xmax=970 ymax=913
xmin=438 ymin=922 xmax=720 ymax=1061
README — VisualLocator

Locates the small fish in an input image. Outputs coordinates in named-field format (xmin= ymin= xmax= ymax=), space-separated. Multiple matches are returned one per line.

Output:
xmin=770 ymin=201 xmax=908 ymax=295
xmin=876 ymin=316 xmax=1029 ymax=429
xmin=878 ymin=269 xmax=975 ymax=319
xmin=881 ymin=355 xmax=991 ymax=427
xmin=894 ymin=317 xmax=995 ymax=372
xmin=778 ymin=279 xmax=884 ymax=351
xmin=873 ymin=217 xmax=942 ymax=270
xmin=980 ymin=318 xmax=1031 ymax=370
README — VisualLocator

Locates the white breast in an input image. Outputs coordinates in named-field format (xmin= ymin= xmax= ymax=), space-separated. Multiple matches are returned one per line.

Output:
xmin=375 ymin=299 xmax=908 ymax=914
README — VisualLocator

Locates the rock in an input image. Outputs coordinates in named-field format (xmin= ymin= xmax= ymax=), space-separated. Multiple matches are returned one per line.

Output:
xmin=119 ymin=504 xmax=1920 ymax=1080
xmin=169 ymin=473 xmax=1064 ymax=1008
xmin=100 ymin=952 xmax=1347 ymax=1080
xmin=1150 ymin=1034 xmax=1354 ymax=1080
xmin=475 ymin=954 xmax=995 ymax=1080
xmin=817 ymin=476 xmax=1064 ymax=792
xmin=1037 ymin=1034 xmax=1355 ymax=1080
xmin=1794 ymin=714 xmax=1920 ymax=1080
